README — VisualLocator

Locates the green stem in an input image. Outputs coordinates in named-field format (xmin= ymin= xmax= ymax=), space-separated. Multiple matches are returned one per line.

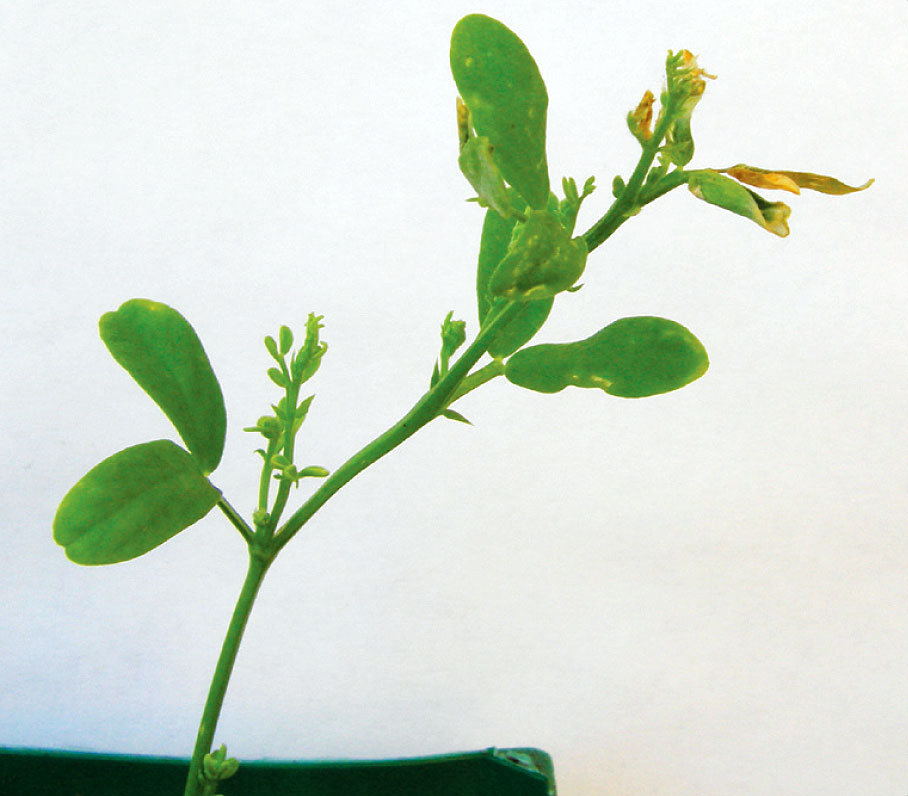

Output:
xmin=183 ymin=553 xmax=271 ymax=796
xmin=581 ymin=105 xmax=677 ymax=253
xmin=256 ymin=436 xmax=281 ymax=518
xmin=216 ymin=497 xmax=255 ymax=545
xmin=638 ymin=168 xmax=689 ymax=205
xmin=184 ymin=299 xmax=520 ymax=795
xmin=271 ymin=301 xmax=524 ymax=554
xmin=445 ymin=358 xmax=505 ymax=406
xmin=266 ymin=380 xmax=302 ymax=533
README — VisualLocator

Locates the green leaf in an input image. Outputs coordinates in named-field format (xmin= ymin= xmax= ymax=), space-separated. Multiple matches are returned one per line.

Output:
xmin=298 ymin=465 xmax=330 ymax=478
xmin=489 ymin=298 xmax=553 ymax=359
xmin=278 ymin=325 xmax=294 ymax=354
xmin=489 ymin=209 xmax=587 ymax=301
xmin=440 ymin=311 xmax=466 ymax=360
xmin=99 ymin=299 xmax=226 ymax=474
xmin=477 ymin=193 xmax=522 ymax=324
xmin=268 ymin=367 xmax=290 ymax=388
xmin=505 ymin=316 xmax=709 ymax=398
xmin=440 ymin=408 xmax=472 ymax=425
xmin=264 ymin=335 xmax=280 ymax=362
xmin=451 ymin=14 xmax=549 ymax=209
xmin=687 ymin=169 xmax=791 ymax=237
xmin=53 ymin=440 xmax=220 ymax=565
xmin=557 ymin=176 xmax=596 ymax=235
xmin=476 ymin=201 xmax=553 ymax=358
xmin=456 ymin=101 xmax=520 ymax=221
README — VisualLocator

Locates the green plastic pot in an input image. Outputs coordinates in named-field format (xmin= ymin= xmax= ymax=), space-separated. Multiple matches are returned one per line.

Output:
xmin=0 ymin=746 xmax=556 ymax=795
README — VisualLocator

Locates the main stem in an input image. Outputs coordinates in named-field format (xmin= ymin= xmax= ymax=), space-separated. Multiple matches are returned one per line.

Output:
xmin=183 ymin=552 xmax=271 ymax=796
xmin=182 ymin=300 xmax=523 ymax=795
xmin=581 ymin=104 xmax=677 ymax=253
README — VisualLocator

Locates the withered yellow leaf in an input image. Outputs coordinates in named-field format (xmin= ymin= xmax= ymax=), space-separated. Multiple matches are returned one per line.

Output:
xmin=720 ymin=164 xmax=873 ymax=195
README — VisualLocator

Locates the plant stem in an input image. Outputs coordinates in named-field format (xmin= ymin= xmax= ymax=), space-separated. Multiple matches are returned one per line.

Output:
xmin=256 ymin=436 xmax=281 ymax=518
xmin=266 ymin=379 xmax=302 ymax=533
xmin=271 ymin=300 xmax=524 ymax=554
xmin=216 ymin=498 xmax=255 ymax=545
xmin=581 ymin=105 xmax=676 ymax=253
xmin=183 ymin=552 xmax=271 ymax=796
xmin=183 ymin=301 xmax=521 ymax=795
xmin=445 ymin=358 xmax=506 ymax=406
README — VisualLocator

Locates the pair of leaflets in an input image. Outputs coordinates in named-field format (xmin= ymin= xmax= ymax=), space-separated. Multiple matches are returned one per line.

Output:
xmin=54 ymin=300 xmax=226 ymax=565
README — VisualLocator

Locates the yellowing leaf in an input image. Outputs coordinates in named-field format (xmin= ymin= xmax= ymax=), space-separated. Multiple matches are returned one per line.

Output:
xmin=720 ymin=164 xmax=873 ymax=195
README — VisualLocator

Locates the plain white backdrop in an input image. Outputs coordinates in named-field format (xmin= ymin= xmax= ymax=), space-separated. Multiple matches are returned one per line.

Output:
xmin=2 ymin=2 xmax=905 ymax=795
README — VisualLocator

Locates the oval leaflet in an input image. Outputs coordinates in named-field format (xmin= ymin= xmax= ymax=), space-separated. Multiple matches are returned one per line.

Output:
xmin=505 ymin=316 xmax=709 ymax=398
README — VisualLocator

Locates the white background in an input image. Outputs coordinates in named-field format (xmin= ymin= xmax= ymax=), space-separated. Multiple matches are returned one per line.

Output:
xmin=2 ymin=2 xmax=906 ymax=795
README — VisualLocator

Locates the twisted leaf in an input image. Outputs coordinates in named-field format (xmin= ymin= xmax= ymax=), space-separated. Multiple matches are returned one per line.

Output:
xmin=687 ymin=170 xmax=791 ymax=236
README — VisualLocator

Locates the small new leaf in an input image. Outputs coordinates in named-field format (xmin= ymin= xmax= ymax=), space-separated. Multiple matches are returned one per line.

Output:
xmin=457 ymin=99 xmax=522 ymax=220
xmin=298 ymin=466 xmax=330 ymax=478
xmin=557 ymin=175 xmax=595 ymax=235
xmin=475 ymin=191 xmax=556 ymax=357
xmin=291 ymin=395 xmax=315 ymax=434
xmin=440 ymin=408 xmax=472 ymax=425
xmin=264 ymin=335 xmax=281 ymax=362
xmin=441 ymin=311 xmax=466 ymax=360
xmin=243 ymin=415 xmax=282 ymax=440
xmin=268 ymin=367 xmax=290 ymax=388
xmin=202 ymin=745 xmax=239 ymax=783
xmin=279 ymin=325 xmax=294 ymax=355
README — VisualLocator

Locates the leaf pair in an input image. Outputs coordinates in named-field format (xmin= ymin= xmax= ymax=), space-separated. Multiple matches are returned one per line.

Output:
xmin=54 ymin=300 xmax=226 ymax=565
